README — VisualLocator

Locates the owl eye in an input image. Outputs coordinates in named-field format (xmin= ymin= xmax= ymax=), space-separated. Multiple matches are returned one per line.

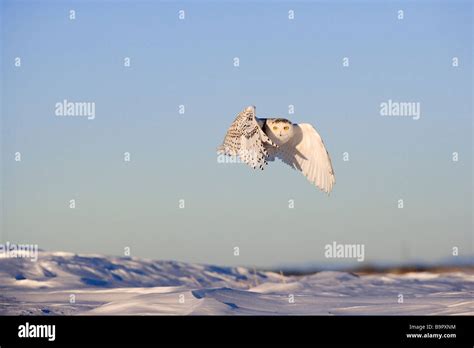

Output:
xmin=283 ymin=126 xmax=289 ymax=130
xmin=272 ymin=126 xmax=278 ymax=131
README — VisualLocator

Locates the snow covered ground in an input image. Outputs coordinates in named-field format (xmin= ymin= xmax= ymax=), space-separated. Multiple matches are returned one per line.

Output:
xmin=0 ymin=251 xmax=472 ymax=315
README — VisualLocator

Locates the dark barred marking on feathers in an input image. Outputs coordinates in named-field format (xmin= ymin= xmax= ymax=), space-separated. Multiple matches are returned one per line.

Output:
xmin=271 ymin=118 xmax=292 ymax=124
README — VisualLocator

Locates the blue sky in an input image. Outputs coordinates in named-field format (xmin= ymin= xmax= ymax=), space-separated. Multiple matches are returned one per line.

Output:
xmin=1 ymin=0 xmax=472 ymax=267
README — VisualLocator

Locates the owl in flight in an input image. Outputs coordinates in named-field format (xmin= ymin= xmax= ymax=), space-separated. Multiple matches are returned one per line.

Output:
xmin=218 ymin=106 xmax=335 ymax=193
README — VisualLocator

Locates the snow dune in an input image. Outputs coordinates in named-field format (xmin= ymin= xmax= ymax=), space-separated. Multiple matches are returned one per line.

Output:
xmin=0 ymin=252 xmax=472 ymax=315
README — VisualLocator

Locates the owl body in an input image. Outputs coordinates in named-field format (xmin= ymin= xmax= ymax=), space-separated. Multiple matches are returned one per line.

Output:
xmin=218 ymin=106 xmax=335 ymax=193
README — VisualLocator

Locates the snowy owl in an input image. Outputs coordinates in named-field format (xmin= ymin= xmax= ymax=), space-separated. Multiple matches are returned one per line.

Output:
xmin=218 ymin=106 xmax=335 ymax=193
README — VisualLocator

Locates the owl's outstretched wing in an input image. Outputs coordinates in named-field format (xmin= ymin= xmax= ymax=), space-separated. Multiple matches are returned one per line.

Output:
xmin=275 ymin=123 xmax=335 ymax=193
xmin=218 ymin=106 xmax=276 ymax=169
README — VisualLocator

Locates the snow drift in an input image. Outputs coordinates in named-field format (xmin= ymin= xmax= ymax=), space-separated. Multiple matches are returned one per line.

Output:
xmin=0 ymin=251 xmax=472 ymax=315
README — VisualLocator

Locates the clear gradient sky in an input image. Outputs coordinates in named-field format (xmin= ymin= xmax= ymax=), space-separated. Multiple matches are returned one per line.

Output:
xmin=1 ymin=0 xmax=472 ymax=268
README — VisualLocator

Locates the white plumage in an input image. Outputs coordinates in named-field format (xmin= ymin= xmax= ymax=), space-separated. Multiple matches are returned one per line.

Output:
xmin=218 ymin=106 xmax=335 ymax=194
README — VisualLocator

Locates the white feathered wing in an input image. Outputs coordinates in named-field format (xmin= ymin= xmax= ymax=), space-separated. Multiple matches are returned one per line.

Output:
xmin=275 ymin=123 xmax=335 ymax=193
xmin=217 ymin=106 xmax=276 ymax=169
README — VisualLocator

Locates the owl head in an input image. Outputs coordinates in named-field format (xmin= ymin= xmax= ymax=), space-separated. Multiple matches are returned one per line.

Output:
xmin=265 ymin=118 xmax=294 ymax=145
